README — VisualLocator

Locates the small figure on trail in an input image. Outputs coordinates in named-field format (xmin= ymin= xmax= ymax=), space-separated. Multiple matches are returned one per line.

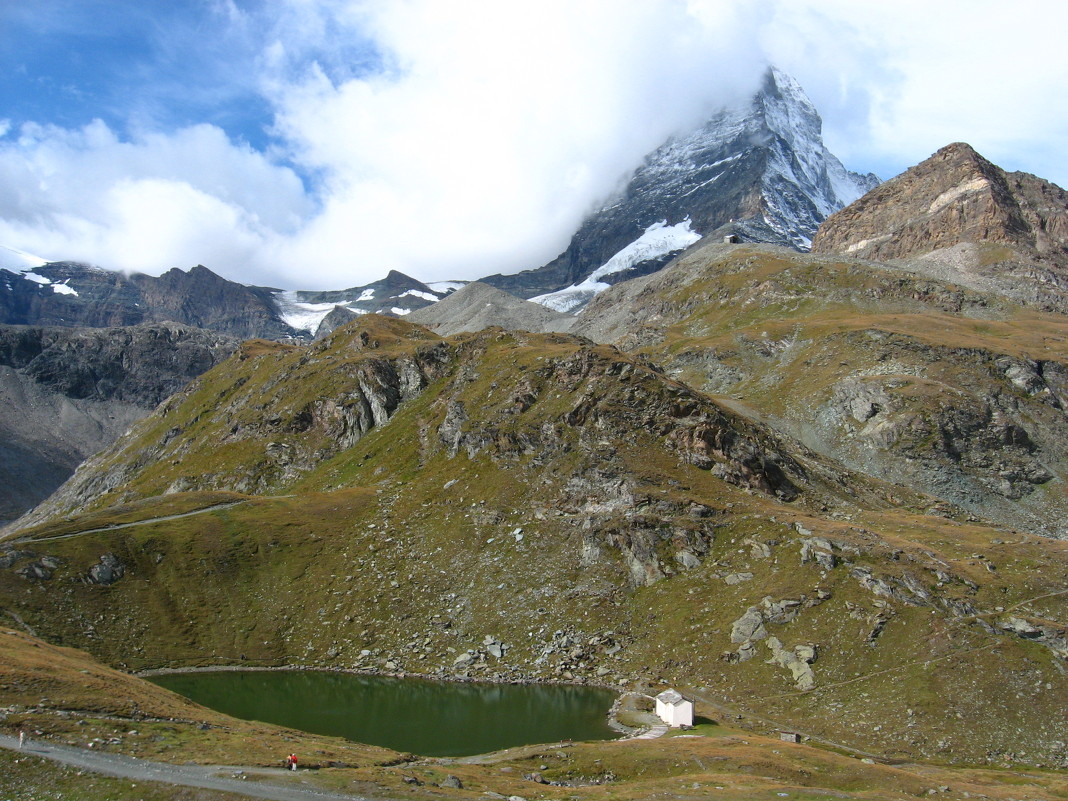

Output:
xmin=17 ymin=727 xmax=25 ymax=749
xmin=289 ymin=753 xmax=298 ymax=771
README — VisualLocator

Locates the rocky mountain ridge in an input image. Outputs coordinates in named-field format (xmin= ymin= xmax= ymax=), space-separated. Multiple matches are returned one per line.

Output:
xmin=0 ymin=322 xmax=237 ymax=524
xmin=480 ymin=68 xmax=878 ymax=307
xmin=0 ymin=70 xmax=875 ymax=332
xmin=0 ymin=262 xmax=293 ymax=339
xmin=0 ymin=260 xmax=456 ymax=340
xmin=812 ymin=142 xmax=1068 ymax=312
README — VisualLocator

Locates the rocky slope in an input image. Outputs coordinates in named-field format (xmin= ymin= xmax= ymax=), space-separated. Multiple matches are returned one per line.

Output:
xmin=0 ymin=323 xmax=237 ymax=524
xmin=571 ymin=240 xmax=1068 ymax=538
xmin=481 ymin=68 xmax=878 ymax=307
xmin=1 ymin=256 xmax=460 ymax=340
xmin=408 ymin=282 xmax=577 ymax=336
xmin=812 ymin=142 xmax=1068 ymax=312
xmin=0 ymin=262 xmax=296 ymax=339
xmin=4 ymin=316 xmax=1068 ymax=769
xmin=14 ymin=315 xmax=860 ymax=525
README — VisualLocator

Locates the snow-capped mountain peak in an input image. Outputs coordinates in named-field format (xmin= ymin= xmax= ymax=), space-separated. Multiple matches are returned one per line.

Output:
xmin=480 ymin=66 xmax=880 ymax=305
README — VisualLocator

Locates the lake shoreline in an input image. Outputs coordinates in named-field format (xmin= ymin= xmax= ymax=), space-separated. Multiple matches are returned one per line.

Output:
xmin=146 ymin=667 xmax=629 ymax=756
xmin=138 ymin=663 xmax=644 ymax=741
xmin=136 ymin=661 xmax=625 ymax=692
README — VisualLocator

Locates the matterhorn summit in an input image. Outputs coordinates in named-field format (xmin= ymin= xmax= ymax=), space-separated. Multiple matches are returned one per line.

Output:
xmin=482 ymin=67 xmax=880 ymax=311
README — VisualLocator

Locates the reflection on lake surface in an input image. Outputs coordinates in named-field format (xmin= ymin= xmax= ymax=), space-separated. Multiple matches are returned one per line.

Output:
xmin=150 ymin=670 xmax=618 ymax=756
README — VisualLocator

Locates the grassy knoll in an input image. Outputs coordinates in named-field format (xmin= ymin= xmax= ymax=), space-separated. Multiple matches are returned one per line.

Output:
xmin=0 ymin=628 xmax=400 ymax=769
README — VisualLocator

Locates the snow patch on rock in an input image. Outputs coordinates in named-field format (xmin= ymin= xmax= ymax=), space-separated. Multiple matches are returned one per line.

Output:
xmin=427 ymin=281 xmax=467 ymax=294
xmin=274 ymin=292 xmax=343 ymax=333
xmin=531 ymin=220 xmax=700 ymax=313
xmin=51 ymin=281 xmax=78 ymax=296
xmin=400 ymin=289 xmax=439 ymax=302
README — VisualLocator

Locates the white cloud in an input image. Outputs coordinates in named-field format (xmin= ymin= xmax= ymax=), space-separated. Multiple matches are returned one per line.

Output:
xmin=761 ymin=0 xmax=1068 ymax=186
xmin=0 ymin=0 xmax=1065 ymax=289
xmin=0 ymin=120 xmax=309 ymax=283
xmin=261 ymin=0 xmax=769 ymax=285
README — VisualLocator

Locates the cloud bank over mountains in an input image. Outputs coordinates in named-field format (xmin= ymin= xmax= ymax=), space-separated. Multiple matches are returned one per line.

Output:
xmin=0 ymin=0 xmax=1064 ymax=289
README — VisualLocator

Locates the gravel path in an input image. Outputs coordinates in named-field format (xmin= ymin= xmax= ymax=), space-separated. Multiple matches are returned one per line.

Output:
xmin=0 ymin=734 xmax=377 ymax=801
xmin=13 ymin=501 xmax=247 ymax=543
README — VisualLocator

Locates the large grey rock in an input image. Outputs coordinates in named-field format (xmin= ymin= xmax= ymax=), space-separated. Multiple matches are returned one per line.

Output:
xmin=764 ymin=636 xmax=818 ymax=691
xmin=87 ymin=554 xmax=125 ymax=585
xmin=730 ymin=607 xmax=768 ymax=643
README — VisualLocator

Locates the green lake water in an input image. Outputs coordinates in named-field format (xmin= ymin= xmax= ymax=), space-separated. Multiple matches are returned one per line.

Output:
xmin=150 ymin=670 xmax=618 ymax=757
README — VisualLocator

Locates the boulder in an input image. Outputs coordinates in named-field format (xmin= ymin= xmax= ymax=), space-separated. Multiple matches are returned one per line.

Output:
xmin=730 ymin=607 xmax=768 ymax=643
xmin=87 ymin=554 xmax=124 ymax=585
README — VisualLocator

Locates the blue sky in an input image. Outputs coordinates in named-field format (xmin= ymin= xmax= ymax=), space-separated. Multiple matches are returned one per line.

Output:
xmin=1 ymin=3 xmax=257 ymax=135
xmin=0 ymin=1 xmax=348 ymax=154
xmin=0 ymin=0 xmax=1065 ymax=289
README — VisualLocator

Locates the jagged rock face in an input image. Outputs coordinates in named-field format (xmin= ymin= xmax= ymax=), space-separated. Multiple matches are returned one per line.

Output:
xmin=0 ymin=262 xmax=297 ymax=340
xmin=17 ymin=317 xmax=840 ymax=529
xmin=570 ymin=241 xmax=1068 ymax=538
xmin=812 ymin=142 xmax=1068 ymax=260
xmin=130 ymin=265 xmax=293 ymax=339
xmin=0 ymin=322 xmax=237 ymax=404
xmin=481 ymin=68 xmax=878 ymax=302
xmin=313 ymin=305 xmax=360 ymax=339
xmin=812 ymin=143 xmax=1068 ymax=310
xmin=0 ymin=323 xmax=237 ymax=524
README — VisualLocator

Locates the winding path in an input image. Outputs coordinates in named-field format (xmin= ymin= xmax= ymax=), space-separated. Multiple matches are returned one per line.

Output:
xmin=0 ymin=734 xmax=377 ymax=801
xmin=10 ymin=501 xmax=247 ymax=544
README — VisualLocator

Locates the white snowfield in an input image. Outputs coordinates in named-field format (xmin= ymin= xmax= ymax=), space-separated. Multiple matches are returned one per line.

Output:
xmin=273 ymin=291 xmax=350 ymax=332
xmin=399 ymin=288 xmax=438 ymax=302
xmin=0 ymin=246 xmax=82 ymax=297
xmin=50 ymin=281 xmax=79 ymax=296
xmin=530 ymin=219 xmax=701 ymax=313
xmin=427 ymin=280 xmax=466 ymax=293
xmin=0 ymin=243 xmax=47 ymax=271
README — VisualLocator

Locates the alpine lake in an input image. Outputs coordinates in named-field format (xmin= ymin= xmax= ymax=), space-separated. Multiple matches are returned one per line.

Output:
xmin=149 ymin=670 xmax=619 ymax=757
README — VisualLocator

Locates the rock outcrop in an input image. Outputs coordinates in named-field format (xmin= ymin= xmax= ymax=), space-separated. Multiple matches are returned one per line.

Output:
xmin=561 ymin=239 xmax=1068 ymax=537
xmin=812 ymin=142 xmax=1068 ymax=311
xmin=0 ymin=262 xmax=297 ymax=339
xmin=0 ymin=322 xmax=237 ymax=524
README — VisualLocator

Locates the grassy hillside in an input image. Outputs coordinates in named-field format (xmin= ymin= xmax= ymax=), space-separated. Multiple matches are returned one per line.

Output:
xmin=3 ymin=316 xmax=1068 ymax=769
xmin=577 ymin=242 xmax=1068 ymax=537
xmin=5 ymin=628 xmax=1068 ymax=801
xmin=0 ymin=626 xmax=399 ymax=768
